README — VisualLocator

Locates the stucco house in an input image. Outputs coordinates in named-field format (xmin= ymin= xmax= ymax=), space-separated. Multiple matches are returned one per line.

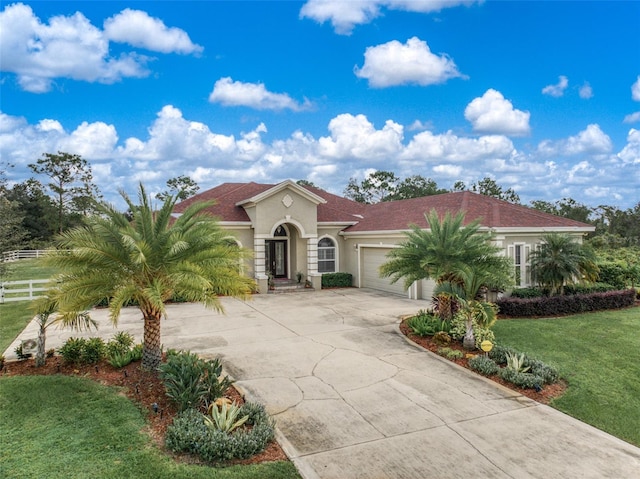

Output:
xmin=173 ymin=180 xmax=594 ymax=298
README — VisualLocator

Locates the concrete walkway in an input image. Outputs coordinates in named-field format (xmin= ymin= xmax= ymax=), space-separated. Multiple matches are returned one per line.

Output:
xmin=5 ymin=289 xmax=640 ymax=478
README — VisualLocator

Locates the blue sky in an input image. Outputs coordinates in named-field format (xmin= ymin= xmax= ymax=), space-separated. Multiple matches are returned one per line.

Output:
xmin=1 ymin=0 xmax=639 ymax=209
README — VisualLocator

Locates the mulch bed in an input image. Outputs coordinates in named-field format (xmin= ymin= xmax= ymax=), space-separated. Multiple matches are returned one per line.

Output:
xmin=0 ymin=356 xmax=288 ymax=466
xmin=399 ymin=319 xmax=567 ymax=404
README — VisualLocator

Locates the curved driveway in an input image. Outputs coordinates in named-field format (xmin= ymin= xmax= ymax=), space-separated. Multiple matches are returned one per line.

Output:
xmin=7 ymin=289 xmax=640 ymax=478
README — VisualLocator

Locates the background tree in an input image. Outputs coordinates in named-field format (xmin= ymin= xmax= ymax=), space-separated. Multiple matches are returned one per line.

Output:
xmin=48 ymin=184 xmax=255 ymax=369
xmin=0 ymin=165 xmax=27 ymax=275
xmin=386 ymin=175 xmax=447 ymax=201
xmin=454 ymin=177 xmax=520 ymax=203
xmin=470 ymin=177 xmax=520 ymax=204
xmin=529 ymin=233 xmax=598 ymax=295
xmin=5 ymin=179 xmax=57 ymax=247
xmin=344 ymin=171 xmax=399 ymax=204
xmin=29 ymin=151 xmax=101 ymax=233
xmin=296 ymin=179 xmax=318 ymax=188
xmin=530 ymin=197 xmax=592 ymax=223
xmin=157 ymin=175 xmax=200 ymax=202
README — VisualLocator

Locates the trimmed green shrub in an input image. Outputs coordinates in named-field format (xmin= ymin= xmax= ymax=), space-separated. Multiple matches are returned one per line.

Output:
xmin=58 ymin=337 xmax=87 ymax=365
xmin=432 ymin=331 xmax=452 ymax=346
xmin=81 ymin=337 xmax=106 ymax=364
xmin=165 ymin=403 xmax=275 ymax=463
xmin=525 ymin=358 xmax=560 ymax=384
xmin=321 ymin=272 xmax=353 ymax=288
xmin=468 ymin=355 xmax=500 ymax=376
xmin=497 ymin=289 xmax=636 ymax=317
xmin=498 ymin=368 xmax=544 ymax=389
xmin=510 ymin=287 xmax=546 ymax=299
xmin=106 ymin=332 xmax=135 ymax=357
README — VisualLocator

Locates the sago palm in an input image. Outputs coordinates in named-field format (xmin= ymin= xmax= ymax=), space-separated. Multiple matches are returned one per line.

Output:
xmin=48 ymin=184 xmax=255 ymax=369
xmin=380 ymin=209 xmax=512 ymax=290
xmin=529 ymin=233 xmax=598 ymax=296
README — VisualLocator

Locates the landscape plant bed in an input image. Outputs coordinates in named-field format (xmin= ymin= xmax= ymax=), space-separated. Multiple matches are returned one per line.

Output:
xmin=399 ymin=319 xmax=566 ymax=405
xmin=0 ymin=356 xmax=288 ymax=467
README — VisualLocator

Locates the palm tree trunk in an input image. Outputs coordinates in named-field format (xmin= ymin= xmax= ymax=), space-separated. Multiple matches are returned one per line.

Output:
xmin=463 ymin=317 xmax=475 ymax=350
xmin=142 ymin=309 xmax=162 ymax=370
xmin=35 ymin=324 xmax=46 ymax=367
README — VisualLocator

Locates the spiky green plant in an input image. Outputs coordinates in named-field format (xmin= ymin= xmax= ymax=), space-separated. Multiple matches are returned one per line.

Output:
xmin=204 ymin=401 xmax=250 ymax=433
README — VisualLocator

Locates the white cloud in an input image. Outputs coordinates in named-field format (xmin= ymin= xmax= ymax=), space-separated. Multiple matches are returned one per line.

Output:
xmin=464 ymin=89 xmax=530 ymax=136
xmin=103 ymin=9 xmax=202 ymax=54
xmin=59 ymin=121 xmax=119 ymax=159
xmin=538 ymin=124 xmax=612 ymax=157
xmin=617 ymin=128 xmax=640 ymax=164
xmin=209 ymin=77 xmax=312 ymax=111
xmin=623 ymin=112 xmax=640 ymax=124
xmin=632 ymin=76 xmax=640 ymax=101
xmin=0 ymin=3 xmax=149 ymax=92
xmin=354 ymin=37 xmax=465 ymax=88
xmin=1 ymin=108 xmax=637 ymax=210
xmin=318 ymin=113 xmax=404 ymax=160
xmin=579 ymin=82 xmax=593 ymax=99
xmin=402 ymin=130 xmax=515 ymax=162
xmin=542 ymin=75 xmax=569 ymax=97
xmin=0 ymin=3 xmax=201 ymax=93
xmin=300 ymin=0 xmax=479 ymax=35
xmin=118 ymin=105 xmax=239 ymax=162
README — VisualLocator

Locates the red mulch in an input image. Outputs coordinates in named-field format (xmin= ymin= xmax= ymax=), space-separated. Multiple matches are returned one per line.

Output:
xmin=0 ymin=355 xmax=288 ymax=466
xmin=399 ymin=320 xmax=567 ymax=404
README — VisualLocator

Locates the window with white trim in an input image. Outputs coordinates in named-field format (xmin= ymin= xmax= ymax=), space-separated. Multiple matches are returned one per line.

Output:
xmin=508 ymin=243 xmax=532 ymax=287
xmin=317 ymin=237 xmax=336 ymax=273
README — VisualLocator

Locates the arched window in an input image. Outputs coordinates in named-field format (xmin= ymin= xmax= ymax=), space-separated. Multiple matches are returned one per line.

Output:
xmin=318 ymin=237 xmax=336 ymax=273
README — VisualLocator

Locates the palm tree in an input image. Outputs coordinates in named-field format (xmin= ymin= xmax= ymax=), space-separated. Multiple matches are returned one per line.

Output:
xmin=381 ymin=210 xmax=512 ymax=350
xmin=48 ymin=184 xmax=255 ymax=369
xmin=529 ymin=233 xmax=598 ymax=296
xmin=380 ymin=209 xmax=512 ymax=290
xmin=31 ymin=294 xmax=95 ymax=367
xmin=433 ymin=266 xmax=502 ymax=349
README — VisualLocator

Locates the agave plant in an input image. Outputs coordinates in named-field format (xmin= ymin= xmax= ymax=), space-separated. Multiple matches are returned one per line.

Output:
xmin=505 ymin=351 xmax=530 ymax=373
xmin=204 ymin=401 xmax=249 ymax=433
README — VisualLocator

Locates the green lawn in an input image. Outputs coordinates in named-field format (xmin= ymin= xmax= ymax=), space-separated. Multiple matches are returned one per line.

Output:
xmin=0 ymin=300 xmax=33 ymax=353
xmin=0 ymin=375 xmax=300 ymax=479
xmin=2 ymin=258 xmax=58 ymax=282
xmin=1 ymin=259 xmax=57 ymax=353
xmin=493 ymin=306 xmax=640 ymax=447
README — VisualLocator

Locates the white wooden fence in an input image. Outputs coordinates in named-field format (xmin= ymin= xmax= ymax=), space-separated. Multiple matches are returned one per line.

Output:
xmin=2 ymin=250 xmax=50 ymax=262
xmin=0 ymin=279 xmax=49 ymax=303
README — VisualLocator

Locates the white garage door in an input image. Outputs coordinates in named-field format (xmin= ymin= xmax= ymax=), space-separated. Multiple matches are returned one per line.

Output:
xmin=361 ymin=247 xmax=406 ymax=296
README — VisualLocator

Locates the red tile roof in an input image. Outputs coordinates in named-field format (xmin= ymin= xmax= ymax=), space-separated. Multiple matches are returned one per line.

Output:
xmin=174 ymin=182 xmax=592 ymax=231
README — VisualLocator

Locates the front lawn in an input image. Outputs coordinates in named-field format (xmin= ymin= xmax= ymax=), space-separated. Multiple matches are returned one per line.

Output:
xmin=493 ymin=306 xmax=640 ymax=447
xmin=0 ymin=301 xmax=33 ymax=353
xmin=0 ymin=375 xmax=300 ymax=479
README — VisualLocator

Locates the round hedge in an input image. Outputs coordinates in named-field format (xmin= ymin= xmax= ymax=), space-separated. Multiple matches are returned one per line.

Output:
xmin=165 ymin=402 xmax=275 ymax=463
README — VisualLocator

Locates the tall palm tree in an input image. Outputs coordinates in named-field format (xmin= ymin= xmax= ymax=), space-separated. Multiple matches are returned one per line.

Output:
xmin=48 ymin=184 xmax=255 ymax=369
xmin=529 ymin=233 xmax=598 ymax=296
xmin=380 ymin=209 xmax=512 ymax=290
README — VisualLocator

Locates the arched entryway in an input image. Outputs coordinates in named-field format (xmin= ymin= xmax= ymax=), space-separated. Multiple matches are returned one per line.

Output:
xmin=265 ymin=224 xmax=288 ymax=278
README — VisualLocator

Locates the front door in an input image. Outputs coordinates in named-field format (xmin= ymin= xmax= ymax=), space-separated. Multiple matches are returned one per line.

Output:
xmin=266 ymin=240 xmax=287 ymax=278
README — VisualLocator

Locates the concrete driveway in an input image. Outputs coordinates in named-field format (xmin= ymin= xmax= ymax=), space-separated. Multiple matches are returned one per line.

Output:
xmin=5 ymin=289 xmax=640 ymax=478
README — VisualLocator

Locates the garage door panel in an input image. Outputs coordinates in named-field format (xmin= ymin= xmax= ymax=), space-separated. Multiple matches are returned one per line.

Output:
xmin=362 ymin=248 xmax=406 ymax=296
